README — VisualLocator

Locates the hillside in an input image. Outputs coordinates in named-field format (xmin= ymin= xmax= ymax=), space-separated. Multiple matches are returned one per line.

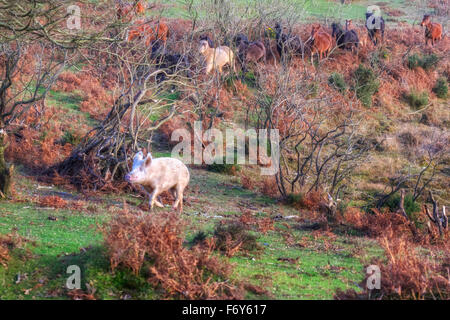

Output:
xmin=0 ymin=0 xmax=448 ymax=300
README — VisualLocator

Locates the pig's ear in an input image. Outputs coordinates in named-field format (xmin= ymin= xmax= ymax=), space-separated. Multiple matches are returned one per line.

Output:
xmin=144 ymin=154 xmax=152 ymax=167
xmin=134 ymin=151 xmax=144 ymax=161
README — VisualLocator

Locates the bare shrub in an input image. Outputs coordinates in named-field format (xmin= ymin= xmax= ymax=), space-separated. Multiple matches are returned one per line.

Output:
xmin=238 ymin=211 xmax=275 ymax=234
xmin=0 ymin=232 xmax=26 ymax=267
xmin=376 ymin=234 xmax=449 ymax=299
xmin=213 ymin=220 xmax=261 ymax=257
xmin=336 ymin=232 xmax=449 ymax=300
xmin=0 ymin=234 xmax=12 ymax=267
xmin=398 ymin=131 xmax=418 ymax=148
xmin=259 ymin=176 xmax=279 ymax=197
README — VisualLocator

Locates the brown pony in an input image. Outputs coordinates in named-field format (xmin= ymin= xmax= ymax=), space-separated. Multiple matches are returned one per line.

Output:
xmin=127 ymin=20 xmax=170 ymax=46
xmin=420 ymin=15 xmax=442 ymax=46
xmin=237 ymin=40 xmax=266 ymax=72
xmin=309 ymin=25 xmax=332 ymax=64
xmin=116 ymin=0 xmax=145 ymax=22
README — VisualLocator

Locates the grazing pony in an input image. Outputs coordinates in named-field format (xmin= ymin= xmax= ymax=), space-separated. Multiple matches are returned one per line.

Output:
xmin=420 ymin=15 xmax=442 ymax=46
xmin=331 ymin=22 xmax=359 ymax=53
xmin=127 ymin=20 xmax=170 ymax=47
xmin=275 ymin=23 xmax=304 ymax=60
xmin=365 ymin=11 xmax=385 ymax=46
xmin=116 ymin=0 xmax=145 ymax=21
xmin=198 ymin=40 xmax=236 ymax=75
xmin=309 ymin=25 xmax=332 ymax=63
xmin=235 ymin=37 xmax=266 ymax=72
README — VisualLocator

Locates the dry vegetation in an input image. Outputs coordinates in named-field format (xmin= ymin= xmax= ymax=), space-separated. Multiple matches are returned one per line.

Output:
xmin=101 ymin=206 xmax=245 ymax=299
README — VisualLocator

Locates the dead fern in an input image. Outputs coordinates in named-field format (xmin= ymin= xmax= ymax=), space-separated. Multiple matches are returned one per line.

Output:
xmin=102 ymin=210 xmax=242 ymax=299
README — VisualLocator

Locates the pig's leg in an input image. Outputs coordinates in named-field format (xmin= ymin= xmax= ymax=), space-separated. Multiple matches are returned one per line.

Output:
xmin=170 ymin=187 xmax=179 ymax=211
xmin=172 ymin=185 xmax=184 ymax=214
xmin=141 ymin=186 xmax=163 ymax=208
xmin=149 ymin=189 xmax=164 ymax=210
xmin=169 ymin=187 xmax=177 ymax=199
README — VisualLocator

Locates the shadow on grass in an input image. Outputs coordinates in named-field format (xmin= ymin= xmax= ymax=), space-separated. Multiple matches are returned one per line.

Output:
xmin=0 ymin=245 xmax=160 ymax=300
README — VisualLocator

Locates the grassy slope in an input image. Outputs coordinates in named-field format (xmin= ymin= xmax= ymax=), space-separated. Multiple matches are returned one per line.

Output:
xmin=0 ymin=167 xmax=383 ymax=300
xmin=159 ymin=0 xmax=417 ymax=23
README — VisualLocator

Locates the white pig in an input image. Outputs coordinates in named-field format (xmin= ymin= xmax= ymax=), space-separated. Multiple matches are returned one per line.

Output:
xmin=125 ymin=151 xmax=190 ymax=213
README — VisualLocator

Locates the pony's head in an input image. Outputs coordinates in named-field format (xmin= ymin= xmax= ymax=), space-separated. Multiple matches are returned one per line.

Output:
xmin=310 ymin=24 xmax=321 ymax=39
xmin=199 ymin=35 xmax=214 ymax=48
xmin=198 ymin=40 xmax=210 ymax=54
xmin=420 ymin=14 xmax=431 ymax=27
xmin=331 ymin=23 xmax=342 ymax=37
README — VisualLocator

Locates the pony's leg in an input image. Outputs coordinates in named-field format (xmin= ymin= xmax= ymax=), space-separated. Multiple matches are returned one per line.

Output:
xmin=206 ymin=63 xmax=213 ymax=75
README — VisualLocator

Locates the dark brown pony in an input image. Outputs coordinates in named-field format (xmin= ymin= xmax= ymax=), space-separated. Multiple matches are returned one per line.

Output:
xmin=331 ymin=22 xmax=359 ymax=53
xmin=236 ymin=39 xmax=266 ymax=72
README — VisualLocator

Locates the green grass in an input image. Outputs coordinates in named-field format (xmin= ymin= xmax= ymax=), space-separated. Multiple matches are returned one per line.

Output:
xmin=152 ymin=0 xmax=417 ymax=23
xmin=45 ymin=90 xmax=98 ymax=126
xmin=0 ymin=204 xmax=105 ymax=256
xmin=0 ymin=202 xmax=109 ymax=299
xmin=229 ymin=231 xmax=364 ymax=299
xmin=303 ymin=0 xmax=367 ymax=21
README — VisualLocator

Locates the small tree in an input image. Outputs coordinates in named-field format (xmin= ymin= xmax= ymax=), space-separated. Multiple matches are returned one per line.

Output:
xmin=249 ymin=62 xmax=373 ymax=200
xmin=0 ymin=1 xmax=75 ymax=198
xmin=0 ymin=0 xmax=137 ymax=196
xmin=352 ymin=64 xmax=380 ymax=108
